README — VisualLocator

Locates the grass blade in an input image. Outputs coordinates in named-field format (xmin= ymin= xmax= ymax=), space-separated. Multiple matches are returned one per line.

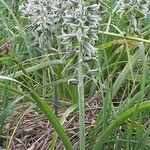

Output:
xmin=0 ymin=76 xmax=73 ymax=150
xmin=93 ymin=101 xmax=150 ymax=150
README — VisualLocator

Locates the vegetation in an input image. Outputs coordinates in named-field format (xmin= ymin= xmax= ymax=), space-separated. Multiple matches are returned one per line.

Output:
xmin=0 ymin=0 xmax=150 ymax=149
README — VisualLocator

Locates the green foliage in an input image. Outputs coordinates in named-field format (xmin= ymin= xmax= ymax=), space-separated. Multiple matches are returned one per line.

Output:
xmin=0 ymin=0 xmax=150 ymax=149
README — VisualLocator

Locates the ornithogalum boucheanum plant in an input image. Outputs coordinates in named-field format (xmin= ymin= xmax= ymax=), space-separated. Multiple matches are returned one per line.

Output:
xmin=60 ymin=0 xmax=100 ymax=149
xmin=20 ymin=0 xmax=100 ymax=149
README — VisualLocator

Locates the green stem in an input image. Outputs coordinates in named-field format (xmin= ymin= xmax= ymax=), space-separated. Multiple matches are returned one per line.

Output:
xmin=93 ymin=101 xmax=150 ymax=150
xmin=98 ymin=31 xmax=150 ymax=44
xmin=78 ymin=42 xmax=85 ymax=150
xmin=77 ymin=1 xmax=85 ymax=149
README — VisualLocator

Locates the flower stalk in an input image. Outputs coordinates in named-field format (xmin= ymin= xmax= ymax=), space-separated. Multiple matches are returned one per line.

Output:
xmin=78 ymin=40 xmax=85 ymax=150
xmin=60 ymin=0 xmax=100 ymax=149
xmin=77 ymin=0 xmax=86 ymax=149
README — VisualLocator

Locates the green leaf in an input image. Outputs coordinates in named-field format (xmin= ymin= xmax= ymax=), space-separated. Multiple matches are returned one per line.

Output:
xmin=93 ymin=101 xmax=150 ymax=150
xmin=0 ymin=76 xmax=73 ymax=150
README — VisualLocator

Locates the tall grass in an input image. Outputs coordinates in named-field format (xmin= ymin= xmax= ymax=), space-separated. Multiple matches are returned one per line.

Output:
xmin=0 ymin=0 xmax=150 ymax=150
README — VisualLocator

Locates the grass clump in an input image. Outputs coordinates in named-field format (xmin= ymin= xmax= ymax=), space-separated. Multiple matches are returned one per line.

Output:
xmin=0 ymin=0 xmax=150 ymax=150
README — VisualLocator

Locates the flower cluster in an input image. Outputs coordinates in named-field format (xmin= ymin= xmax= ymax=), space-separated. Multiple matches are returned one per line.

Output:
xmin=20 ymin=0 xmax=100 ymax=55
xmin=19 ymin=0 xmax=66 ymax=49
xmin=115 ymin=0 xmax=150 ymax=36
xmin=60 ymin=0 xmax=100 ymax=57
xmin=116 ymin=0 xmax=150 ymax=16
xmin=19 ymin=0 xmax=63 ymax=31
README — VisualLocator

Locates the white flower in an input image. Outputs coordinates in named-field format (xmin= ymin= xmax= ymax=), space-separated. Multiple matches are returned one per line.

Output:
xmin=60 ymin=0 xmax=100 ymax=57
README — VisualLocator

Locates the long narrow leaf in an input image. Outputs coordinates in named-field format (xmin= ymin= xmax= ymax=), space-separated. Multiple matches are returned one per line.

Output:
xmin=0 ymin=76 xmax=73 ymax=150
xmin=93 ymin=101 xmax=150 ymax=150
xmin=9 ymin=59 xmax=66 ymax=78
xmin=112 ymin=50 xmax=140 ymax=98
